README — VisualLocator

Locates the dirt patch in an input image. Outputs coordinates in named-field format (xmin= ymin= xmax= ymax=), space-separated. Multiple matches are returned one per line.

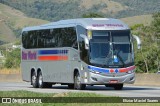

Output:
xmin=134 ymin=73 xmax=160 ymax=86
xmin=0 ymin=74 xmax=22 ymax=82
xmin=53 ymin=92 xmax=68 ymax=97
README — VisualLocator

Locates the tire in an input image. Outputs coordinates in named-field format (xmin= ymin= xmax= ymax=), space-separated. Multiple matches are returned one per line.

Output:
xmin=31 ymin=71 xmax=38 ymax=88
xmin=68 ymin=84 xmax=74 ymax=89
xmin=113 ymin=84 xmax=123 ymax=90
xmin=74 ymin=72 xmax=86 ymax=90
xmin=38 ymin=71 xmax=52 ymax=88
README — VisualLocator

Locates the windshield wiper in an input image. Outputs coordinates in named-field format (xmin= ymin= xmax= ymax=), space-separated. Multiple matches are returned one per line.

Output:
xmin=116 ymin=54 xmax=126 ymax=67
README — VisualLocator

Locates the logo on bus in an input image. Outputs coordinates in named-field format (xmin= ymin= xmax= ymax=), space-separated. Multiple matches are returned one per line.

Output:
xmin=22 ymin=51 xmax=37 ymax=60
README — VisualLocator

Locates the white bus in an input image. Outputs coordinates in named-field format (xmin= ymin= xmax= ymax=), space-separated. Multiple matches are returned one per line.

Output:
xmin=21 ymin=18 xmax=141 ymax=90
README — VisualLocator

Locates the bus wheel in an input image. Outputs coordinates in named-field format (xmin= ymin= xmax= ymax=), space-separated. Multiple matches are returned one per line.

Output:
xmin=31 ymin=71 xmax=38 ymax=88
xmin=74 ymin=72 xmax=86 ymax=90
xmin=113 ymin=84 xmax=123 ymax=90
xmin=38 ymin=71 xmax=45 ymax=88
xmin=68 ymin=84 xmax=74 ymax=89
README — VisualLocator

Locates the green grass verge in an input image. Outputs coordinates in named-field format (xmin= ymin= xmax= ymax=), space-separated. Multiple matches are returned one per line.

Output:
xmin=0 ymin=90 xmax=159 ymax=106
xmin=0 ymin=90 xmax=54 ymax=97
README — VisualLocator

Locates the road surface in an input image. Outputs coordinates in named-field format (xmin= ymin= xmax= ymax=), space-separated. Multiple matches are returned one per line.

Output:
xmin=0 ymin=82 xmax=160 ymax=97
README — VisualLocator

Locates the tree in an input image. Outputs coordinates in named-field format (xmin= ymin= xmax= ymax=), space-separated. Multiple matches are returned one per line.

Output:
xmin=82 ymin=13 xmax=104 ymax=18
xmin=133 ymin=12 xmax=160 ymax=73
xmin=151 ymin=12 xmax=160 ymax=38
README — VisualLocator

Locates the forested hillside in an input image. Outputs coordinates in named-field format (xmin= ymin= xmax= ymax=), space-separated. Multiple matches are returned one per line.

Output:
xmin=0 ymin=0 xmax=159 ymax=21
xmin=0 ymin=3 xmax=48 ymax=43
xmin=112 ymin=0 xmax=160 ymax=18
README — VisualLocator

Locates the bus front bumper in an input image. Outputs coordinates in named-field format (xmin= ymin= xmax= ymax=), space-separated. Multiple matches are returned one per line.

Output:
xmin=86 ymin=72 xmax=135 ymax=85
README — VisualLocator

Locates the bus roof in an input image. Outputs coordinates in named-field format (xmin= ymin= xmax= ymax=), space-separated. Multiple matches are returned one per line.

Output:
xmin=22 ymin=18 xmax=129 ymax=32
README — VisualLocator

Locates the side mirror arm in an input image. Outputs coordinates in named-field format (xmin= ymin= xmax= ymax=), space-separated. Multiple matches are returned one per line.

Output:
xmin=80 ymin=34 xmax=89 ymax=50
xmin=133 ymin=35 xmax=141 ymax=49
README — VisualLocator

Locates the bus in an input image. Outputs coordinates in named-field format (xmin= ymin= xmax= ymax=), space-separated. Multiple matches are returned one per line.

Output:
xmin=21 ymin=18 xmax=141 ymax=90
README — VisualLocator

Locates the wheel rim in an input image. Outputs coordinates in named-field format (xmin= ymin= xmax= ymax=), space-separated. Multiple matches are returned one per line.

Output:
xmin=32 ymin=74 xmax=36 ymax=84
xmin=75 ymin=73 xmax=81 ymax=89
xmin=39 ymin=74 xmax=43 ymax=86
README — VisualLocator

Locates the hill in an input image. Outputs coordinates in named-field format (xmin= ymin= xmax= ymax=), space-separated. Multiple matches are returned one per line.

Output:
xmin=120 ymin=15 xmax=153 ymax=26
xmin=0 ymin=0 xmax=159 ymax=21
xmin=0 ymin=1 xmax=155 ymax=43
xmin=0 ymin=3 xmax=49 ymax=43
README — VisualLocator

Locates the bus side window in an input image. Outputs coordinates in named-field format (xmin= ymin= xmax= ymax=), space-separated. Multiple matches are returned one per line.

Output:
xmin=22 ymin=31 xmax=28 ymax=49
xmin=48 ymin=29 xmax=56 ymax=47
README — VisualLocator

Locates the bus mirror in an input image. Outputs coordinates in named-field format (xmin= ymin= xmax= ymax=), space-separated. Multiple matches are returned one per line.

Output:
xmin=133 ymin=35 xmax=141 ymax=49
xmin=80 ymin=34 xmax=89 ymax=49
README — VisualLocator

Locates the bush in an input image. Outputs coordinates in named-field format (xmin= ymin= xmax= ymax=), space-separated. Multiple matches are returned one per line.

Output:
xmin=4 ymin=48 xmax=20 ymax=68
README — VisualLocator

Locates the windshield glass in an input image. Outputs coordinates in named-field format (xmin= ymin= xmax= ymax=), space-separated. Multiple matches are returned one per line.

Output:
xmin=90 ymin=41 xmax=110 ymax=66
xmin=89 ymin=30 xmax=133 ymax=68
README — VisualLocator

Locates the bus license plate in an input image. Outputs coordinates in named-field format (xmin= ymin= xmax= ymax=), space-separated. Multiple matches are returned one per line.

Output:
xmin=109 ymin=80 xmax=118 ymax=83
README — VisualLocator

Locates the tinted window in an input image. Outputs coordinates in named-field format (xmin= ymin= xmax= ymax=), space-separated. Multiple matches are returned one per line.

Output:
xmin=92 ymin=30 xmax=110 ymax=41
xmin=112 ymin=30 xmax=130 ymax=42
xmin=22 ymin=27 xmax=77 ymax=49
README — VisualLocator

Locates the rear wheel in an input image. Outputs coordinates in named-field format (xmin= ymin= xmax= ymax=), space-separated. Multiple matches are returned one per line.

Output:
xmin=74 ymin=72 xmax=86 ymax=90
xmin=31 ymin=71 xmax=38 ymax=88
xmin=38 ymin=71 xmax=52 ymax=88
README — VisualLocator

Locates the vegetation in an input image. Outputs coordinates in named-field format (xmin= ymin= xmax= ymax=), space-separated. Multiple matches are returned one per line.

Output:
xmin=112 ymin=0 xmax=160 ymax=18
xmin=121 ymin=15 xmax=153 ymax=27
xmin=0 ymin=90 xmax=54 ymax=97
xmin=4 ymin=48 xmax=20 ymax=68
xmin=0 ymin=3 xmax=48 ymax=43
xmin=0 ymin=90 xmax=159 ymax=106
xmin=0 ymin=1 xmax=155 ymax=42
xmin=133 ymin=12 xmax=160 ymax=73
xmin=82 ymin=13 xmax=104 ymax=18
xmin=0 ymin=0 xmax=159 ymax=21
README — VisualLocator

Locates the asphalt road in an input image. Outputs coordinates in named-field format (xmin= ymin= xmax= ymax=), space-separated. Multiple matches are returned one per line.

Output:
xmin=0 ymin=82 xmax=160 ymax=97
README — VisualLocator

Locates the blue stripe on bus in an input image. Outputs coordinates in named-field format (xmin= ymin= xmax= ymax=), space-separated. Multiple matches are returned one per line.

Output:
xmin=38 ymin=50 xmax=68 ymax=55
xmin=88 ymin=66 xmax=110 ymax=73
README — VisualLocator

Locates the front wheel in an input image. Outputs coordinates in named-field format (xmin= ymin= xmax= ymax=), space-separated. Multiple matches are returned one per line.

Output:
xmin=74 ymin=72 xmax=86 ymax=90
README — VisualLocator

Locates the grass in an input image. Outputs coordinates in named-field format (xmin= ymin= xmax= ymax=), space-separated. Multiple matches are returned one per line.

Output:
xmin=0 ymin=90 xmax=54 ymax=97
xmin=0 ymin=90 xmax=160 ymax=106
xmin=0 ymin=68 xmax=21 ymax=74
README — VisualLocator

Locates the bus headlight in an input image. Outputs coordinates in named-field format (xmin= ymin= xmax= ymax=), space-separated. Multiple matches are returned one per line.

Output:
xmin=90 ymin=70 xmax=101 ymax=74
xmin=127 ymin=70 xmax=134 ymax=74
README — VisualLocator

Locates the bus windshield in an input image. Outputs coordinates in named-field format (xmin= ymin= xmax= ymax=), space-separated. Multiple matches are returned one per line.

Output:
xmin=89 ymin=30 xmax=133 ymax=68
